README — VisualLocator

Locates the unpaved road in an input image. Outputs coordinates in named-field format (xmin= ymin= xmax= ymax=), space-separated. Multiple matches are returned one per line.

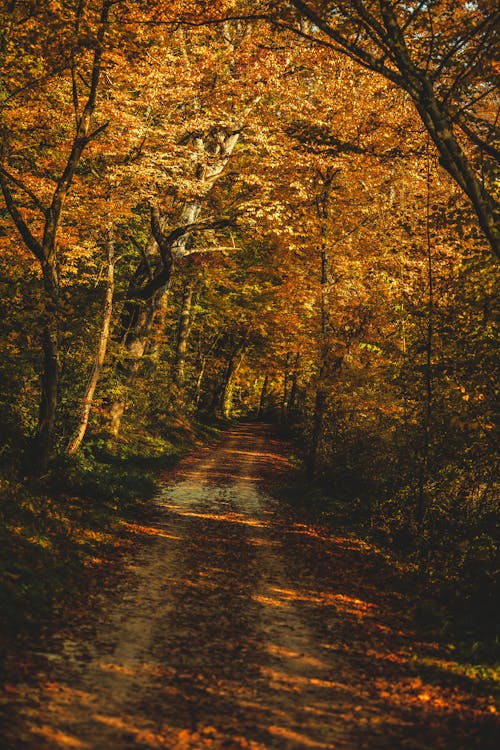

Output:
xmin=1 ymin=425 xmax=497 ymax=749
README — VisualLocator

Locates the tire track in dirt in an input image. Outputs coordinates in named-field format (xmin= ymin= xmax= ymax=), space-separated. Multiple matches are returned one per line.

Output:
xmin=2 ymin=424 xmax=497 ymax=749
xmin=141 ymin=426 xmax=353 ymax=749
xmin=2 ymin=426 xmax=356 ymax=749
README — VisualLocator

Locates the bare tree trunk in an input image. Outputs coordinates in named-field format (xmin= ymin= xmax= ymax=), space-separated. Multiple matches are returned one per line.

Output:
xmin=194 ymin=331 xmax=221 ymax=410
xmin=108 ymin=205 xmax=174 ymax=437
xmin=67 ymin=230 xmax=115 ymax=454
xmin=148 ymin=287 xmax=171 ymax=360
xmin=194 ymin=357 xmax=207 ymax=409
xmin=306 ymin=169 xmax=333 ymax=479
xmin=221 ymin=376 xmax=237 ymax=419
xmin=108 ymin=400 xmax=126 ymax=438
xmin=281 ymin=354 xmax=291 ymax=421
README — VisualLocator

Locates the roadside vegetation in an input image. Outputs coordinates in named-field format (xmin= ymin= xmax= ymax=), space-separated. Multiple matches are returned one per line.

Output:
xmin=0 ymin=422 xmax=218 ymax=671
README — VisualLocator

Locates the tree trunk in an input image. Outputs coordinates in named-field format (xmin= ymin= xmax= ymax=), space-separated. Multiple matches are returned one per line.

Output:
xmin=67 ymin=231 xmax=115 ymax=454
xmin=194 ymin=357 xmax=207 ymax=409
xmin=415 ymin=86 xmax=500 ymax=260
xmin=109 ymin=271 xmax=174 ymax=437
xmin=416 ymin=144 xmax=434 ymax=527
xmin=194 ymin=331 xmax=221 ymax=410
xmin=221 ymin=357 xmax=238 ymax=420
xmin=30 ymin=254 xmax=61 ymax=473
xmin=281 ymin=356 xmax=291 ymax=421
xmin=108 ymin=204 xmax=175 ymax=437
xmin=109 ymin=400 xmax=126 ymax=439
xmin=287 ymin=354 xmax=300 ymax=419
xmin=35 ymin=316 xmax=60 ymax=472
xmin=219 ymin=339 xmax=247 ymax=419
xmin=107 ymin=300 xmax=160 ymax=438
xmin=0 ymin=1 xmax=112 ymax=472
xmin=173 ymin=280 xmax=194 ymax=387
xmin=306 ymin=386 xmax=327 ymax=481
xmin=258 ymin=374 xmax=269 ymax=418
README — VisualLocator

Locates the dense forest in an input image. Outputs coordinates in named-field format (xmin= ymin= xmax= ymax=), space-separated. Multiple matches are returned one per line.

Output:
xmin=0 ymin=0 xmax=498 ymax=682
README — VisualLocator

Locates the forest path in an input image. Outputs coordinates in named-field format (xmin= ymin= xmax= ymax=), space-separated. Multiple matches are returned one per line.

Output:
xmin=1 ymin=424 xmax=497 ymax=750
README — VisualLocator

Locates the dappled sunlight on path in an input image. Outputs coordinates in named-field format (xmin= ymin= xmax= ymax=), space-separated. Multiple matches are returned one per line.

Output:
xmin=1 ymin=425 xmax=497 ymax=749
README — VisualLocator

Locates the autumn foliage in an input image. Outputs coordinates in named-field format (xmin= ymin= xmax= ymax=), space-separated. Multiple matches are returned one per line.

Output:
xmin=0 ymin=0 xmax=498 ymax=664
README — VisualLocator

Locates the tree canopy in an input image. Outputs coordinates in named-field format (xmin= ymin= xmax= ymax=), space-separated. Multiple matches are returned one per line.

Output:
xmin=0 ymin=0 xmax=498 ymax=645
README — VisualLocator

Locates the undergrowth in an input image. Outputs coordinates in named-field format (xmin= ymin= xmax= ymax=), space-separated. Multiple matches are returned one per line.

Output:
xmin=0 ymin=421 xmax=217 ymax=675
xmin=278 ymin=475 xmax=500 ymax=680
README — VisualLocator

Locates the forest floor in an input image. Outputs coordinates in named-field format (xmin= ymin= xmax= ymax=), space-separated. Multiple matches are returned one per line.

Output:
xmin=0 ymin=424 xmax=498 ymax=750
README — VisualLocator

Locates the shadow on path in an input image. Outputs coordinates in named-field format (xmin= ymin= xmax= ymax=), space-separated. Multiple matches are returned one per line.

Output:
xmin=1 ymin=425 xmax=497 ymax=749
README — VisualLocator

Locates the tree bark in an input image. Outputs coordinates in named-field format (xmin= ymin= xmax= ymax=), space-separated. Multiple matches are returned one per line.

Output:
xmin=415 ymin=87 xmax=500 ymax=259
xmin=306 ymin=386 xmax=327 ymax=480
xmin=36 ymin=314 xmax=60 ymax=470
xmin=306 ymin=168 xmax=335 ymax=479
xmin=258 ymin=374 xmax=269 ymax=418
xmin=173 ymin=279 xmax=195 ymax=387
xmin=67 ymin=230 xmax=115 ymax=454
xmin=217 ymin=336 xmax=247 ymax=419
xmin=287 ymin=354 xmax=300 ymax=419
xmin=194 ymin=357 xmax=207 ymax=409
xmin=221 ymin=358 xmax=240 ymax=420
xmin=416 ymin=143 xmax=434 ymax=527
xmin=194 ymin=331 xmax=221 ymax=410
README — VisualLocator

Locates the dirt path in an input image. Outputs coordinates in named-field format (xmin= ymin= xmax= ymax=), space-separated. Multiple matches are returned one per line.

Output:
xmin=1 ymin=425 xmax=497 ymax=749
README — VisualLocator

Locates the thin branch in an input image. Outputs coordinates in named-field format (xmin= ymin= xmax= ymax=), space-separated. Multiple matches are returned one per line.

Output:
xmin=454 ymin=115 xmax=500 ymax=162
xmin=432 ymin=11 xmax=499 ymax=80
xmin=130 ymin=236 xmax=154 ymax=280
xmin=451 ymin=85 xmax=498 ymax=120
xmin=0 ymin=175 xmax=44 ymax=261
xmin=86 ymin=120 xmax=110 ymax=143
xmin=71 ymin=64 xmax=81 ymax=129
xmin=150 ymin=204 xmax=174 ymax=269
xmin=47 ymin=0 xmax=112 ymax=230
xmin=0 ymin=165 xmax=47 ymax=215
xmin=288 ymin=0 xmax=404 ymax=87
xmin=162 ymin=217 xmax=235 ymax=251
xmin=400 ymin=0 xmax=428 ymax=34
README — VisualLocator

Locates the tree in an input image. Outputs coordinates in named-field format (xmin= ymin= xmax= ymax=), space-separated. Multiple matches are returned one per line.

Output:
xmin=283 ymin=1 xmax=500 ymax=259
xmin=0 ymin=0 xmax=113 ymax=469
xmin=66 ymin=222 xmax=116 ymax=455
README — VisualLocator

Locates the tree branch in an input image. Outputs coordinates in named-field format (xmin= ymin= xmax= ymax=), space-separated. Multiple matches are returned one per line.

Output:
xmin=454 ymin=115 xmax=500 ymax=163
xmin=0 ymin=165 xmax=47 ymax=215
xmin=0 ymin=174 xmax=44 ymax=261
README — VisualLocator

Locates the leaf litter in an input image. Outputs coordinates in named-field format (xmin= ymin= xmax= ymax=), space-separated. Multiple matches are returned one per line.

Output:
xmin=0 ymin=425 xmax=498 ymax=749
